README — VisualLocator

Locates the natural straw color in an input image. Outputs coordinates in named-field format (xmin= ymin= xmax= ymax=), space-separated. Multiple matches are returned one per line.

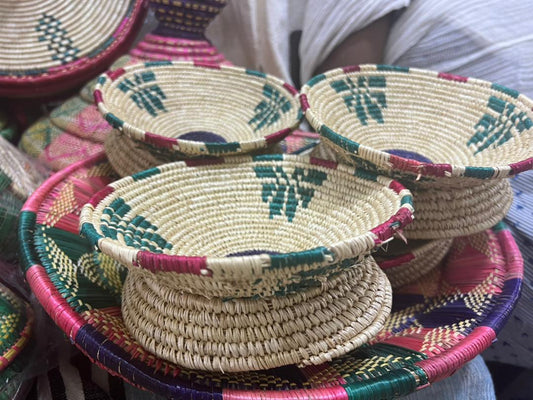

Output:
xmin=0 ymin=0 xmax=145 ymax=97
xmin=121 ymin=256 xmax=393 ymax=372
xmin=94 ymin=61 xmax=301 ymax=157
xmin=105 ymin=129 xmax=284 ymax=178
xmin=301 ymin=64 xmax=533 ymax=182
xmin=80 ymin=154 xmax=414 ymax=297
xmin=375 ymin=238 xmax=453 ymax=288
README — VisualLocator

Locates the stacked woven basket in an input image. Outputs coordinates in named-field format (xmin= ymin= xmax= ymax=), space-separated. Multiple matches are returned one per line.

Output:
xmin=79 ymin=61 xmax=415 ymax=372
xmin=302 ymin=64 xmax=532 ymax=285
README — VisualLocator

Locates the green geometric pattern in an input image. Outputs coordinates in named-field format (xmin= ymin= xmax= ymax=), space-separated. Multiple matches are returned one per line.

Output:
xmin=36 ymin=13 xmax=80 ymax=65
xmin=249 ymin=84 xmax=292 ymax=131
xmin=254 ymin=165 xmax=327 ymax=222
xmin=468 ymin=96 xmax=533 ymax=155
xmin=331 ymin=76 xmax=387 ymax=125
xmin=100 ymin=198 xmax=173 ymax=253
xmin=118 ymin=71 xmax=167 ymax=117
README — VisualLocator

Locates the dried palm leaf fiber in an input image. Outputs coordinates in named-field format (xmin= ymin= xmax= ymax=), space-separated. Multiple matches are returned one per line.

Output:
xmin=18 ymin=0 xmax=230 ymax=171
xmin=374 ymin=238 xmax=453 ymax=288
xmin=79 ymin=154 xmax=414 ymax=370
xmin=301 ymin=64 xmax=533 ymax=239
xmin=0 ymin=0 xmax=146 ymax=98
xmin=96 ymin=62 xmax=300 ymax=177
xmin=19 ymin=153 xmax=523 ymax=399
xmin=0 ymin=136 xmax=49 ymax=260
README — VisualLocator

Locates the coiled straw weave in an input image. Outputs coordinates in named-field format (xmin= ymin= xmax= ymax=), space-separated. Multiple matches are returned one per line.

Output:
xmin=80 ymin=154 xmax=414 ymax=297
xmin=122 ymin=256 xmax=392 ymax=372
xmin=375 ymin=238 xmax=453 ymax=288
xmin=94 ymin=61 xmax=301 ymax=157
xmin=301 ymin=64 xmax=530 ymax=238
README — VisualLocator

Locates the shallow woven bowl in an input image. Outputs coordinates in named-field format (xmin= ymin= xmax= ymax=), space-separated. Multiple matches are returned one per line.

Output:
xmin=301 ymin=64 xmax=533 ymax=184
xmin=80 ymin=154 xmax=414 ymax=297
xmin=94 ymin=61 xmax=301 ymax=157
xmin=374 ymin=238 xmax=453 ymax=288
xmin=0 ymin=0 xmax=146 ymax=97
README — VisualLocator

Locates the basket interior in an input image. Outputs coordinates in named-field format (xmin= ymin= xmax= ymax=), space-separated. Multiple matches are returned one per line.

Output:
xmin=90 ymin=157 xmax=402 ymax=257
xmin=101 ymin=64 xmax=300 ymax=144
xmin=306 ymin=67 xmax=533 ymax=168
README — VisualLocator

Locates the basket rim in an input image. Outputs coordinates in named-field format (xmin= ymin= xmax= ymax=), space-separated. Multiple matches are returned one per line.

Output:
xmin=300 ymin=64 xmax=533 ymax=180
xmin=93 ymin=61 xmax=302 ymax=156
xmin=0 ymin=0 xmax=147 ymax=98
xmin=79 ymin=153 xmax=414 ymax=275
xmin=17 ymin=153 xmax=524 ymax=398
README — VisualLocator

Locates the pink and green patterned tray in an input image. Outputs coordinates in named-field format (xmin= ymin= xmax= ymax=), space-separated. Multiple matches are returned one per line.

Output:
xmin=19 ymin=152 xmax=523 ymax=399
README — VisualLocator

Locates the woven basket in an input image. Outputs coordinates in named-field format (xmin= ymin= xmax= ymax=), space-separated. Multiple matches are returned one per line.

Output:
xmin=94 ymin=61 xmax=301 ymax=157
xmin=375 ymin=238 xmax=453 ymax=288
xmin=301 ymin=64 xmax=530 ymax=238
xmin=80 ymin=154 xmax=414 ymax=294
xmin=122 ymin=257 xmax=392 ymax=372
xmin=18 ymin=0 xmax=230 ymax=171
xmin=0 ymin=0 xmax=146 ymax=97
xmin=19 ymin=153 xmax=524 ymax=399
xmin=0 ymin=282 xmax=33 ymax=374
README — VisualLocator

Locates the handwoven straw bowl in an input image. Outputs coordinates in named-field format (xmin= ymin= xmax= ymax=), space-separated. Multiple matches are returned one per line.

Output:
xmin=94 ymin=61 xmax=302 ymax=159
xmin=301 ymin=64 xmax=532 ymax=238
xmin=374 ymin=238 xmax=453 ymax=288
xmin=0 ymin=0 xmax=146 ymax=97
xmin=80 ymin=154 xmax=414 ymax=298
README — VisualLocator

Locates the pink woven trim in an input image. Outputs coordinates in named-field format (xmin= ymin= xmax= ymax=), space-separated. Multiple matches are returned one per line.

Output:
xmin=26 ymin=265 xmax=86 ymax=339
xmin=389 ymin=154 xmax=453 ymax=177
xmin=342 ymin=65 xmax=361 ymax=73
xmin=437 ymin=72 xmax=468 ymax=83
xmin=310 ymin=157 xmax=338 ymax=170
xmin=115 ymin=16 xmax=130 ymax=36
xmin=416 ymin=326 xmax=496 ymax=382
xmin=388 ymin=180 xmax=405 ymax=195
xmin=144 ymin=33 xmax=211 ymax=47
xmin=371 ymin=208 xmax=414 ymax=244
xmin=94 ymin=89 xmax=103 ymax=104
xmin=193 ymin=61 xmax=221 ymax=69
xmin=378 ymin=253 xmax=415 ymax=270
xmin=223 ymin=386 xmax=349 ymax=400
xmin=497 ymin=229 xmax=524 ymax=279
xmin=144 ymin=132 xmax=178 ymax=149
xmin=291 ymin=130 xmax=319 ymax=139
xmin=300 ymin=94 xmax=310 ymax=111
xmin=22 ymin=152 xmax=107 ymax=212
xmin=88 ymin=186 xmax=114 ymax=207
xmin=510 ymin=157 xmax=533 ymax=175
xmin=264 ymin=128 xmax=292 ymax=145
xmin=135 ymin=40 xmax=218 ymax=55
xmin=107 ymin=68 xmax=127 ymax=81
xmin=130 ymin=50 xmax=227 ymax=63
xmin=137 ymin=252 xmax=210 ymax=276
xmin=283 ymin=82 xmax=299 ymax=96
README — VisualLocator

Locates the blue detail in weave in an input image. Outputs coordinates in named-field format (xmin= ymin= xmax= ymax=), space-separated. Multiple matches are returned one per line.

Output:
xmin=385 ymin=149 xmax=433 ymax=163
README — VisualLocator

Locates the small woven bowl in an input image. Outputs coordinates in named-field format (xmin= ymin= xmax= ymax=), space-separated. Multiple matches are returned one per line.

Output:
xmin=94 ymin=61 xmax=301 ymax=158
xmin=80 ymin=154 xmax=414 ymax=297
xmin=301 ymin=64 xmax=533 ymax=184
xmin=301 ymin=64 xmax=530 ymax=238
xmin=374 ymin=238 xmax=453 ymax=288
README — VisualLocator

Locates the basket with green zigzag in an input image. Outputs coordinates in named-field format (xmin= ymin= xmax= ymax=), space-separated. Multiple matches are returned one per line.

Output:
xmin=80 ymin=154 xmax=414 ymax=298
xmin=94 ymin=61 xmax=302 ymax=160
xmin=301 ymin=64 xmax=533 ymax=238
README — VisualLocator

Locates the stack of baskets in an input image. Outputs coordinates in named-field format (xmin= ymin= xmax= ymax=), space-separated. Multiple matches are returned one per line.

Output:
xmin=79 ymin=61 xmax=415 ymax=372
xmin=301 ymin=64 xmax=532 ymax=287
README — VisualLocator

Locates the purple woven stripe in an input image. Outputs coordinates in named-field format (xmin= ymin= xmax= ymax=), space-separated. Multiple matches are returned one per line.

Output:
xmin=76 ymin=324 xmax=224 ymax=399
xmin=482 ymin=277 xmax=522 ymax=332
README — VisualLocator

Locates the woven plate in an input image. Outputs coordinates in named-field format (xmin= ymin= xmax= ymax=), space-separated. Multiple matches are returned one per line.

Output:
xmin=0 ymin=0 xmax=146 ymax=97
xmin=94 ymin=61 xmax=302 ymax=157
xmin=80 ymin=154 xmax=414 ymax=292
xmin=19 ymin=153 xmax=523 ymax=399
xmin=301 ymin=64 xmax=527 ymax=238
xmin=374 ymin=238 xmax=453 ymax=288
